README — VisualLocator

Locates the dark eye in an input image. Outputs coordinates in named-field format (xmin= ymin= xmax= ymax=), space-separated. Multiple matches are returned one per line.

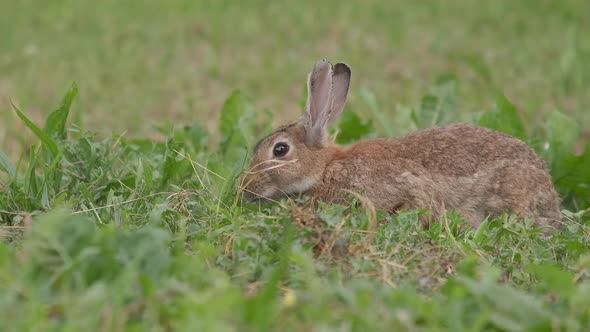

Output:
xmin=273 ymin=142 xmax=289 ymax=157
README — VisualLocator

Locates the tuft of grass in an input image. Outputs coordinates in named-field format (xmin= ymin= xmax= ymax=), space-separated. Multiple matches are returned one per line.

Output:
xmin=1 ymin=85 xmax=589 ymax=331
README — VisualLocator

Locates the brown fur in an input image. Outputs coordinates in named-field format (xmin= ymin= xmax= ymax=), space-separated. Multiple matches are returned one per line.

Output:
xmin=240 ymin=60 xmax=561 ymax=229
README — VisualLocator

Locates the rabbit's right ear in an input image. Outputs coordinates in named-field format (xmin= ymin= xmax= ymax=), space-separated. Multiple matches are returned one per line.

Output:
xmin=302 ymin=59 xmax=333 ymax=146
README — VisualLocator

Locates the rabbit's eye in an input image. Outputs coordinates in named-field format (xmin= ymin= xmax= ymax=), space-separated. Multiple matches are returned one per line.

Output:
xmin=273 ymin=142 xmax=289 ymax=157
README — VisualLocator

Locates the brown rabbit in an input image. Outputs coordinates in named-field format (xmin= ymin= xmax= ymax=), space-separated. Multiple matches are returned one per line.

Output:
xmin=241 ymin=59 xmax=561 ymax=228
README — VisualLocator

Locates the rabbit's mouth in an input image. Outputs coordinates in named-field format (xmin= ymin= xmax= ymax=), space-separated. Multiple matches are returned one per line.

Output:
xmin=240 ymin=174 xmax=318 ymax=202
xmin=239 ymin=173 xmax=270 ymax=201
xmin=242 ymin=190 xmax=285 ymax=203
xmin=241 ymin=180 xmax=292 ymax=202
xmin=241 ymin=189 xmax=262 ymax=201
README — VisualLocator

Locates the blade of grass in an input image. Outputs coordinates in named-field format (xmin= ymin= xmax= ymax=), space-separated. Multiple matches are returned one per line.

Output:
xmin=0 ymin=151 xmax=16 ymax=179
xmin=11 ymin=100 xmax=59 ymax=157
xmin=44 ymin=82 xmax=78 ymax=140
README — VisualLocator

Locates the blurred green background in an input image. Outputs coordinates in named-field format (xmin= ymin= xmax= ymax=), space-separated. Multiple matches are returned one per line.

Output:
xmin=2 ymin=0 xmax=589 ymax=157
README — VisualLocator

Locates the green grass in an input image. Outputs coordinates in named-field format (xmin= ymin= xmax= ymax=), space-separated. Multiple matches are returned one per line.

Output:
xmin=1 ymin=77 xmax=589 ymax=331
xmin=1 ymin=1 xmax=590 ymax=331
xmin=2 ymin=1 xmax=590 ymax=155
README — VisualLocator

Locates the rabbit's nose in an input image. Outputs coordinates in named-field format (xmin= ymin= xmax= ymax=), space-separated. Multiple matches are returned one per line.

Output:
xmin=241 ymin=189 xmax=258 ymax=201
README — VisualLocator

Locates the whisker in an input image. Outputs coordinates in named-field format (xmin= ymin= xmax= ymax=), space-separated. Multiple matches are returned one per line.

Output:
xmin=237 ymin=174 xmax=259 ymax=193
xmin=248 ymin=158 xmax=298 ymax=171
xmin=243 ymin=159 xmax=299 ymax=175
xmin=237 ymin=162 xmax=294 ymax=197
xmin=236 ymin=158 xmax=299 ymax=209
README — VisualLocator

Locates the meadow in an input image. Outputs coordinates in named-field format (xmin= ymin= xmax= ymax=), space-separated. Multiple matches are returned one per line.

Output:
xmin=1 ymin=1 xmax=590 ymax=331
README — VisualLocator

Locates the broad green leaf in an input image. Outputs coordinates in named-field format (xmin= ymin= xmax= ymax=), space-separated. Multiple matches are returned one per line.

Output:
xmin=12 ymin=102 xmax=59 ymax=157
xmin=528 ymin=264 xmax=575 ymax=297
xmin=219 ymin=90 xmax=246 ymax=142
xmin=412 ymin=80 xmax=457 ymax=128
xmin=543 ymin=111 xmax=583 ymax=209
xmin=335 ymin=107 xmax=373 ymax=144
xmin=552 ymin=144 xmax=590 ymax=209
xmin=546 ymin=110 xmax=579 ymax=150
xmin=360 ymin=87 xmax=394 ymax=136
xmin=479 ymin=95 xmax=526 ymax=140
xmin=218 ymin=90 xmax=256 ymax=155
xmin=0 ymin=150 xmax=16 ymax=178
xmin=565 ymin=239 xmax=587 ymax=258
xmin=456 ymin=275 xmax=552 ymax=330
xmin=44 ymin=82 xmax=78 ymax=140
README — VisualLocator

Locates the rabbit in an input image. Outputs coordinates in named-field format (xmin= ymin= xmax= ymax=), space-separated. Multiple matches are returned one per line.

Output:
xmin=240 ymin=59 xmax=561 ymax=228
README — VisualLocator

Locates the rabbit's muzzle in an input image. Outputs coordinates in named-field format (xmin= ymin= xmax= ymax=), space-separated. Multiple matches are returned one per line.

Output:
xmin=240 ymin=158 xmax=301 ymax=201
xmin=239 ymin=168 xmax=272 ymax=201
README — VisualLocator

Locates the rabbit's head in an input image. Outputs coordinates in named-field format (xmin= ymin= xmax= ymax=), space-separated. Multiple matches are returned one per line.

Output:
xmin=240 ymin=60 xmax=351 ymax=201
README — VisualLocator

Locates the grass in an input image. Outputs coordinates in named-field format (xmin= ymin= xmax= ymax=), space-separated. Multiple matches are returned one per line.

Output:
xmin=2 ymin=1 xmax=590 ymax=155
xmin=1 ymin=1 xmax=590 ymax=331
xmin=1 ymin=78 xmax=589 ymax=331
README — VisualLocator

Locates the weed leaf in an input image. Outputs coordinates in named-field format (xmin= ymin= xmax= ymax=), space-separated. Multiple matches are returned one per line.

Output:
xmin=335 ymin=107 xmax=373 ymax=144
xmin=44 ymin=82 xmax=78 ymax=140
xmin=546 ymin=110 xmax=579 ymax=151
xmin=219 ymin=90 xmax=245 ymax=144
xmin=528 ymin=264 xmax=575 ymax=297
xmin=479 ymin=94 xmax=526 ymax=140
xmin=360 ymin=87 xmax=393 ymax=136
xmin=12 ymin=102 xmax=59 ymax=157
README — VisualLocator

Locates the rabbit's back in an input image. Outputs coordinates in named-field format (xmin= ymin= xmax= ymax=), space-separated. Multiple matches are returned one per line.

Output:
xmin=346 ymin=123 xmax=547 ymax=176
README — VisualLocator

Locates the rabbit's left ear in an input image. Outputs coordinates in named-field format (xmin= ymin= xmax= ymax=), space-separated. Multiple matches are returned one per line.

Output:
xmin=302 ymin=60 xmax=351 ymax=146
xmin=328 ymin=63 xmax=351 ymax=124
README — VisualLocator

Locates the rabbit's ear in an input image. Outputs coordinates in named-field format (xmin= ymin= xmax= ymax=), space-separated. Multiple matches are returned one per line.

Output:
xmin=302 ymin=60 xmax=333 ymax=146
xmin=302 ymin=60 xmax=351 ymax=146
xmin=304 ymin=59 xmax=333 ymax=127
xmin=328 ymin=63 xmax=351 ymax=123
